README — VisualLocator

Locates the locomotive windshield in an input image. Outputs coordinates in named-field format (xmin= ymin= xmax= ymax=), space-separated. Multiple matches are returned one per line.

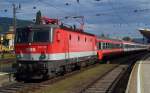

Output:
xmin=15 ymin=27 xmax=52 ymax=43
xmin=15 ymin=28 xmax=30 ymax=43
xmin=32 ymin=30 xmax=50 ymax=42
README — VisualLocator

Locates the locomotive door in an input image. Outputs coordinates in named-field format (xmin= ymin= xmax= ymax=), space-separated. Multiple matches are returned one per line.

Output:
xmin=64 ymin=33 xmax=70 ymax=62
xmin=93 ymin=38 xmax=97 ymax=55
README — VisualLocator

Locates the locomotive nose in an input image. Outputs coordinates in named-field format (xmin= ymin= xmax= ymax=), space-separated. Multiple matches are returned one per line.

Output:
xmin=15 ymin=42 xmax=49 ymax=61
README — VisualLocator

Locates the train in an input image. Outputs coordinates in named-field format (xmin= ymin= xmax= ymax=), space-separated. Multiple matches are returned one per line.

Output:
xmin=14 ymin=17 xmax=148 ymax=80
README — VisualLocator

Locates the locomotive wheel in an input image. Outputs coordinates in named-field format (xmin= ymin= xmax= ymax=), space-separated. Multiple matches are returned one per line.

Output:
xmin=42 ymin=74 xmax=49 ymax=80
xmin=57 ymin=66 xmax=66 ymax=76
xmin=15 ymin=76 xmax=22 ymax=82
xmin=74 ymin=63 xmax=81 ymax=70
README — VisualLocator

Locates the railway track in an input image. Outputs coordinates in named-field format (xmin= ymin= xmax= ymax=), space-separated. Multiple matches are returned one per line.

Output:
xmin=80 ymin=65 xmax=128 ymax=93
xmin=77 ymin=53 xmax=146 ymax=93
xmin=0 ymin=62 xmax=103 ymax=93
xmin=0 ymin=58 xmax=16 ymax=63
xmin=0 ymin=52 xmax=147 ymax=93
xmin=0 ymin=58 xmax=16 ymax=73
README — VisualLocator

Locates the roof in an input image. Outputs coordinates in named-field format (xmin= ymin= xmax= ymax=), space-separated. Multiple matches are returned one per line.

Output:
xmin=139 ymin=29 xmax=150 ymax=39
xmin=5 ymin=31 xmax=14 ymax=34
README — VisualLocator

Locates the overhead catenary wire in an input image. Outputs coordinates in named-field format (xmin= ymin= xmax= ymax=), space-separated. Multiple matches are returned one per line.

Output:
xmin=1 ymin=0 xmax=150 ymax=38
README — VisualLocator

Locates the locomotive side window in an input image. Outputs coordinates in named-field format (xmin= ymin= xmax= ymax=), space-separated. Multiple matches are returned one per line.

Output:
xmin=78 ymin=36 xmax=80 ymax=41
xmin=69 ymin=34 xmax=71 ymax=40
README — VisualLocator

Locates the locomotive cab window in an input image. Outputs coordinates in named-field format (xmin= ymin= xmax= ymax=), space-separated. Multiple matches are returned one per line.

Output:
xmin=15 ymin=27 xmax=53 ymax=43
xmin=15 ymin=28 xmax=30 ymax=43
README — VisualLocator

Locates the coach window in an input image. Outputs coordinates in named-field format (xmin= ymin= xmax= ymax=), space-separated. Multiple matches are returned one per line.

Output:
xmin=69 ymin=34 xmax=71 ymax=40
xmin=109 ymin=43 xmax=111 ymax=49
xmin=115 ymin=44 xmax=117 ymax=48
xmin=106 ymin=43 xmax=108 ymax=48
xmin=107 ymin=43 xmax=108 ymax=48
xmin=116 ymin=44 xmax=118 ymax=48
xmin=105 ymin=43 xmax=107 ymax=49
xmin=112 ymin=44 xmax=115 ymax=48
xmin=111 ymin=43 xmax=113 ymax=49
xmin=102 ymin=42 xmax=104 ymax=49
xmin=99 ymin=42 xmax=101 ymax=49
xmin=101 ymin=42 xmax=103 ymax=49
xmin=108 ymin=43 xmax=110 ymax=49
xmin=103 ymin=43 xmax=106 ymax=49
xmin=119 ymin=44 xmax=122 ymax=48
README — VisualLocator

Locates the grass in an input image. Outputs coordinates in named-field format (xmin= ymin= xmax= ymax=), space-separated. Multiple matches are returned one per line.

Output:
xmin=0 ymin=62 xmax=14 ymax=69
xmin=0 ymin=53 xmax=16 ymax=59
xmin=0 ymin=53 xmax=16 ymax=68
xmin=34 ymin=64 xmax=117 ymax=93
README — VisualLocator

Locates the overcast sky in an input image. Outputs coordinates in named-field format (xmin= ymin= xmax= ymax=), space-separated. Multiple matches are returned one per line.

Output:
xmin=1 ymin=0 xmax=150 ymax=39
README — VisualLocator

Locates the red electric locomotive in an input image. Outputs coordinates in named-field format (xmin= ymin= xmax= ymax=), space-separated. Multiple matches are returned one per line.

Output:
xmin=15 ymin=17 xmax=97 ymax=80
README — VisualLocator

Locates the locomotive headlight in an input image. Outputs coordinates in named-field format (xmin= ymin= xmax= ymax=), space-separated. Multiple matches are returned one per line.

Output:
xmin=39 ymin=53 xmax=46 ymax=60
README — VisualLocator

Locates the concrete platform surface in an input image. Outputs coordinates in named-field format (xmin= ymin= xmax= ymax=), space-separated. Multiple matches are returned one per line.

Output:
xmin=0 ymin=72 xmax=8 ymax=76
xmin=126 ymin=55 xmax=150 ymax=93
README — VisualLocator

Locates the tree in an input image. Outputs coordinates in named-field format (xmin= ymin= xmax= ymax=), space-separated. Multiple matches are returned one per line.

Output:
xmin=35 ymin=10 xmax=42 ymax=24
xmin=122 ymin=36 xmax=132 ymax=41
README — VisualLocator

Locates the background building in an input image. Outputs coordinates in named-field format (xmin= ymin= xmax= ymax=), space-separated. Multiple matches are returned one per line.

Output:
xmin=5 ymin=26 xmax=14 ymax=51
xmin=0 ymin=26 xmax=14 ymax=52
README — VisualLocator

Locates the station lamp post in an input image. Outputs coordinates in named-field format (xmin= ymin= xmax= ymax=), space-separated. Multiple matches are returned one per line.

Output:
xmin=12 ymin=4 xmax=21 ymax=33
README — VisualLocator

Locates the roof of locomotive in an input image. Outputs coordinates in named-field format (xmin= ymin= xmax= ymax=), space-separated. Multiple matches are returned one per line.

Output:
xmin=17 ymin=24 xmax=96 ymax=37
xmin=59 ymin=25 xmax=95 ymax=36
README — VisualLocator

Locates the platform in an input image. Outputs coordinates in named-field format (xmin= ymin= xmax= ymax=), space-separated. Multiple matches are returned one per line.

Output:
xmin=0 ymin=72 xmax=8 ymax=76
xmin=126 ymin=54 xmax=150 ymax=93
